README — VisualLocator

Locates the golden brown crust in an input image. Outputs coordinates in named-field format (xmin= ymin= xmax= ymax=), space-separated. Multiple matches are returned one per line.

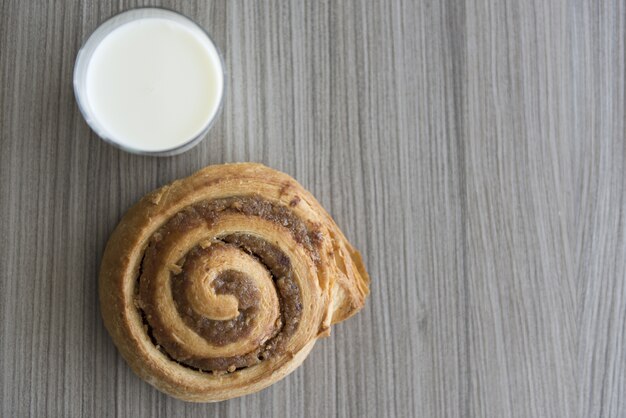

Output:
xmin=99 ymin=163 xmax=370 ymax=401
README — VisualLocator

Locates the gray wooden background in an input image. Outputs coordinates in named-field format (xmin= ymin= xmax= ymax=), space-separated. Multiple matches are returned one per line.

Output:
xmin=1 ymin=0 xmax=625 ymax=417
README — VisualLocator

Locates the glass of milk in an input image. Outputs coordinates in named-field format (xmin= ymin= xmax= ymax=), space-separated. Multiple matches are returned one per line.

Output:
xmin=74 ymin=8 xmax=225 ymax=156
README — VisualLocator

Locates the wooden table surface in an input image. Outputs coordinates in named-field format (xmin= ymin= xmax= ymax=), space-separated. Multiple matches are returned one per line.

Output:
xmin=1 ymin=1 xmax=625 ymax=417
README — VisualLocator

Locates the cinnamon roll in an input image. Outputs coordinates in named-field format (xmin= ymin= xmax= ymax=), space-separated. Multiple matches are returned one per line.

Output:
xmin=99 ymin=163 xmax=369 ymax=401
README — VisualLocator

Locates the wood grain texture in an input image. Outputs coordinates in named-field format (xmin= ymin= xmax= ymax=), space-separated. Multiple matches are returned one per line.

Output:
xmin=1 ymin=0 xmax=624 ymax=417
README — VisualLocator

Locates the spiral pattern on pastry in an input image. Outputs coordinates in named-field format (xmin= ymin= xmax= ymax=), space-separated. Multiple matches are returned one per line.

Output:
xmin=99 ymin=163 xmax=370 ymax=401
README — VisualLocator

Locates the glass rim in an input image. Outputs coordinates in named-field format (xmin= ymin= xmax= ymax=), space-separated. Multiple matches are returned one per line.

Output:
xmin=73 ymin=7 xmax=226 ymax=157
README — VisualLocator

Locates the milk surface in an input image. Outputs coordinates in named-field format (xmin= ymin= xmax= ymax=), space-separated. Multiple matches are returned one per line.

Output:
xmin=85 ymin=18 xmax=223 ymax=152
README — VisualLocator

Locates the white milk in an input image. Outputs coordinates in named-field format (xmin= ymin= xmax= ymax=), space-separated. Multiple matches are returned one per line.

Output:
xmin=84 ymin=18 xmax=223 ymax=152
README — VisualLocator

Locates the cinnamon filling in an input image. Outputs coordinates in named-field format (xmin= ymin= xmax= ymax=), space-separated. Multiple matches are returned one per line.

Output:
xmin=136 ymin=195 xmax=316 ymax=372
